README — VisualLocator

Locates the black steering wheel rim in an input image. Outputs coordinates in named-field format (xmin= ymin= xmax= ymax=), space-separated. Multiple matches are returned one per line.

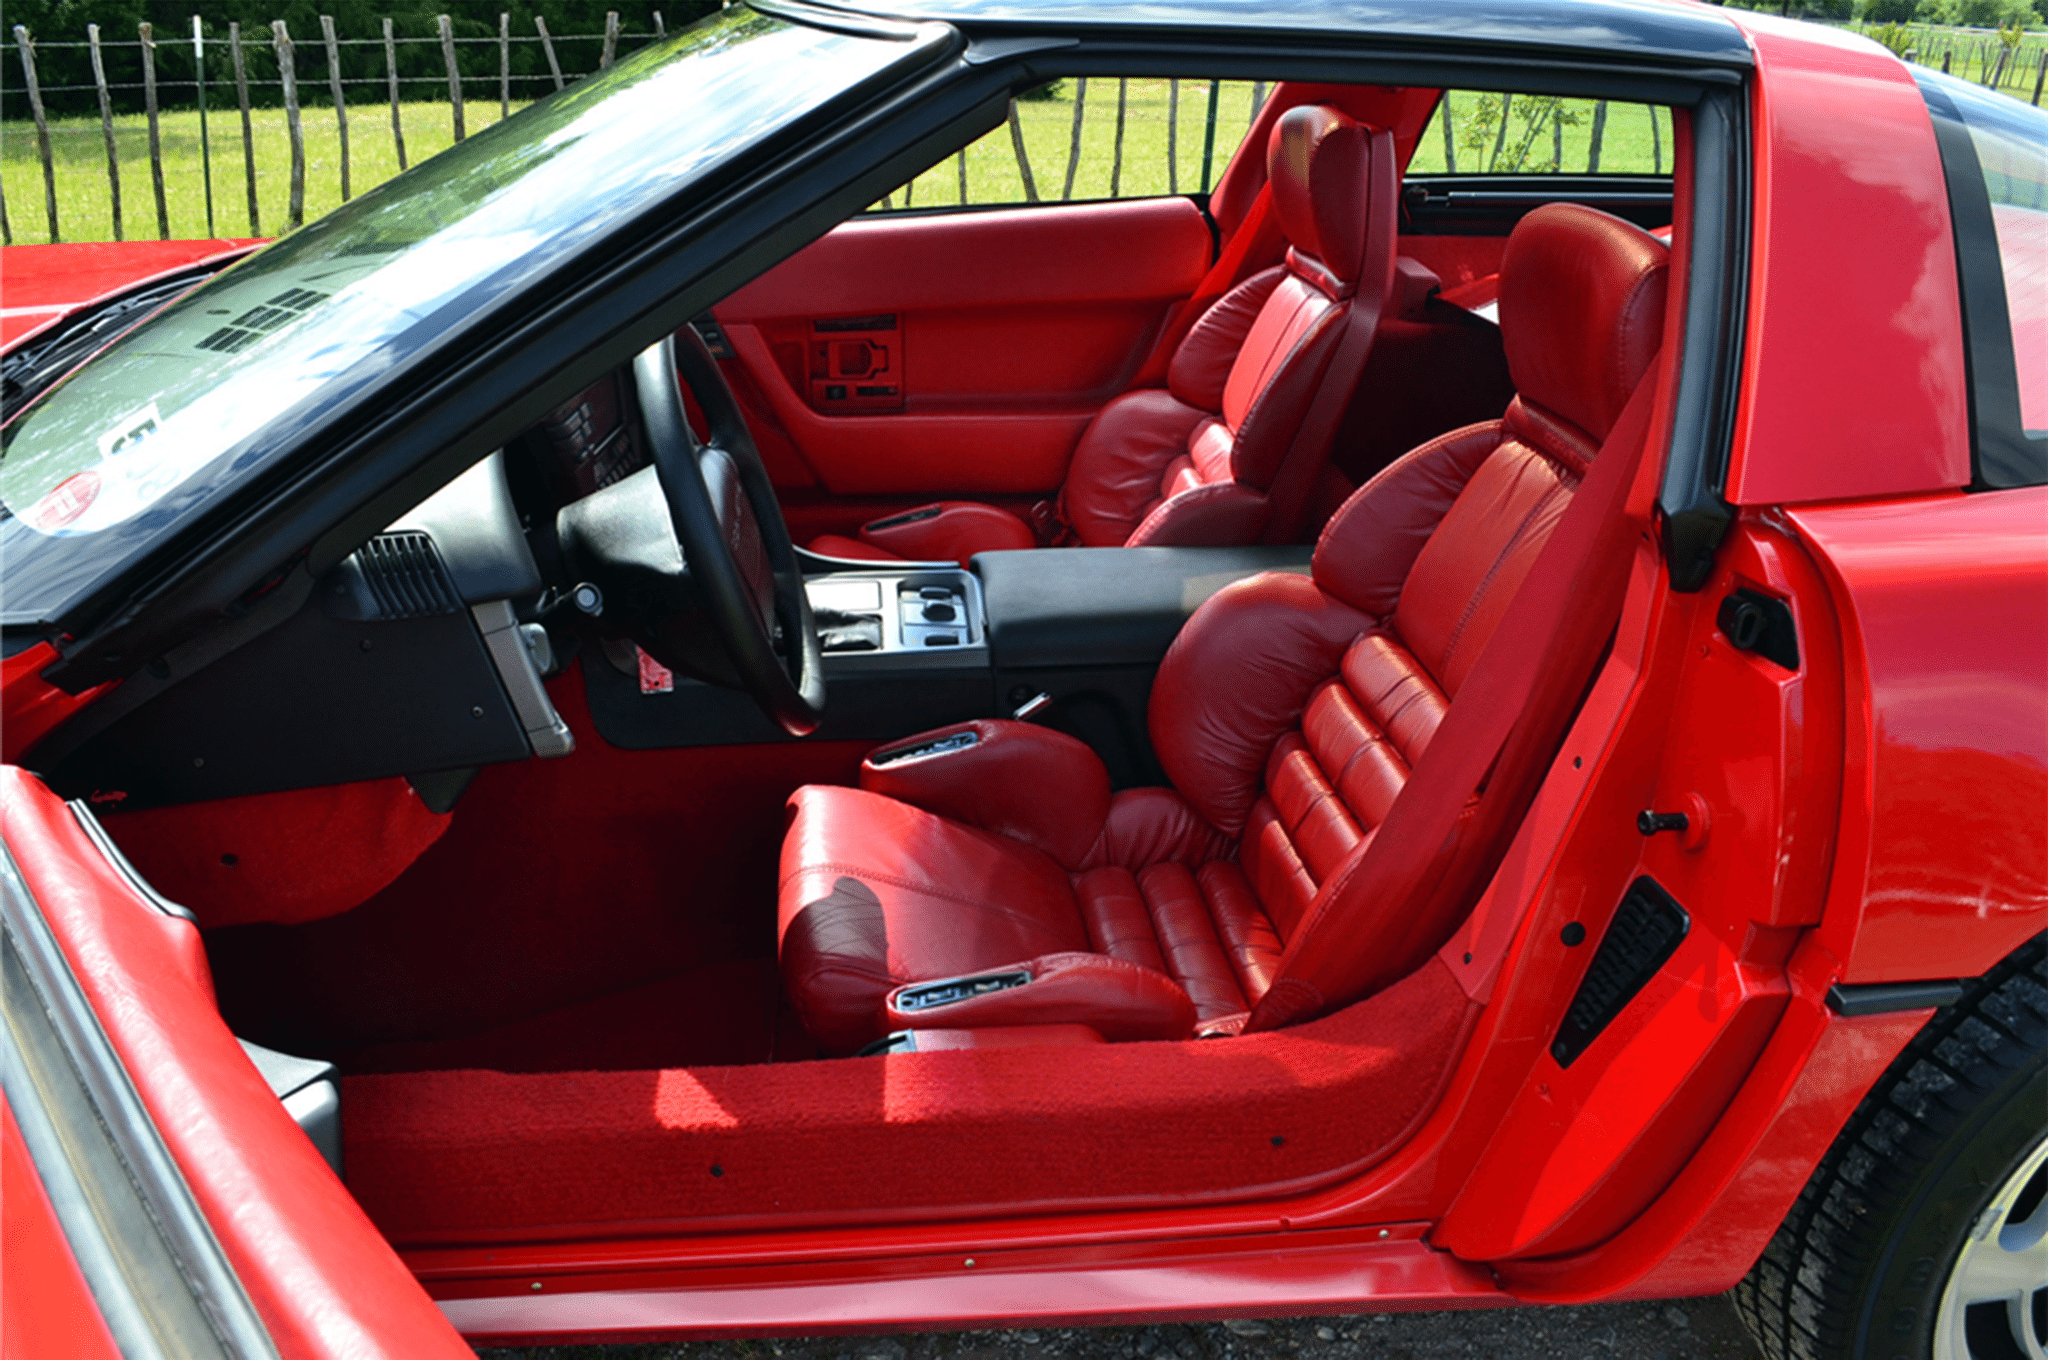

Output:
xmin=634 ymin=330 xmax=825 ymax=737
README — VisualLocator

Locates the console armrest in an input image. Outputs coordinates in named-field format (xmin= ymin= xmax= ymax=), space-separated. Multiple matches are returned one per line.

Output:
xmin=861 ymin=719 xmax=1111 ymax=870
xmin=883 ymin=953 xmax=1197 ymax=1043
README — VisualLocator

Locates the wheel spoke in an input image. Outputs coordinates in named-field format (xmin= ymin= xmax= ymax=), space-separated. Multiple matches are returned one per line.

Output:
xmin=2011 ymin=1289 xmax=2048 ymax=1360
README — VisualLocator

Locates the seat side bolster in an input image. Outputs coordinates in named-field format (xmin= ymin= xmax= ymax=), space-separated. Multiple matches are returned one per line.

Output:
xmin=1149 ymin=572 xmax=1375 ymax=839
xmin=861 ymin=720 xmax=1114 ymax=871
xmin=1125 ymin=479 xmax=1270 ymax=549
xmin=883 ymin=951 xmax=1198 ymax=1042
xmin=1311 ymin=419 xmax=1506 ymax=618
xmin=1168 ymin=266 xmax=1289 ymax=411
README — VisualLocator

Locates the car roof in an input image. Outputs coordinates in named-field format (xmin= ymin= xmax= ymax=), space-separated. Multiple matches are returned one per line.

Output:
xmin=807 ymin=0 xmax=1755 ymax=66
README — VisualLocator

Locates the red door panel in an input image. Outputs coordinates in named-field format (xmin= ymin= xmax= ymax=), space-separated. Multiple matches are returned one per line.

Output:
xmin=715 ymin=198 xmax=1214 ymax=498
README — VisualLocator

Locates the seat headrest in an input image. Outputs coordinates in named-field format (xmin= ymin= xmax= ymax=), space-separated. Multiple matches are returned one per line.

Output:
xmin=1498 ymin=204 xmax=1670 ymax=442
xmin=1268 ymin=105 xmax=1372 ymax=287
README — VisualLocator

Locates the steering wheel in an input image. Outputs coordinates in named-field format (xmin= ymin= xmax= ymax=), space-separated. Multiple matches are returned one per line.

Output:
xmin=633 ymin=330 xmax=825 ymax=737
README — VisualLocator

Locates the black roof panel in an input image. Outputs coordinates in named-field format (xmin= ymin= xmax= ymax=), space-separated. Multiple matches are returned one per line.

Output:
xmin=810 ymin=0 xmax=1754 ymax=66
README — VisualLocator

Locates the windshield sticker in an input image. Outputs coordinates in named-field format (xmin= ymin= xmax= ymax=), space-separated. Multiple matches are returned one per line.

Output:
xmin=97 ymin=401 xmax=163 ymax=460
xmin=26 ymin=469 xmax=101 ymax=532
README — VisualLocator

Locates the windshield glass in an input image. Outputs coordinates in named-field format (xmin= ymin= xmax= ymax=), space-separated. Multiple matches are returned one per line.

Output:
xmin=0 ymin=5 xmax=921 ymax=626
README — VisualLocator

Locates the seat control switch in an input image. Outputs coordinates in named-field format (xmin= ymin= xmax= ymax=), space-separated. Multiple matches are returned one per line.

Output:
xmin=896 ymin=969 xmax=1033 ymax=1012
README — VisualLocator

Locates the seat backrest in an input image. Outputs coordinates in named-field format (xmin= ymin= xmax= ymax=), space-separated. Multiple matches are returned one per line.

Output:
xmin=1146 ymin=203 xmax=1670 ymax=1020
xmin=1060 ymin=105 xmax=1396 ymax=550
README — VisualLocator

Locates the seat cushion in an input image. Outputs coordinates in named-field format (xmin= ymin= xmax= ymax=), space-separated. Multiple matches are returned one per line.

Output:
xmin=781 ymin=787 xmax=1089 ymax=1053
xmin=779 ymin=777 xmax=1274 ymax=1051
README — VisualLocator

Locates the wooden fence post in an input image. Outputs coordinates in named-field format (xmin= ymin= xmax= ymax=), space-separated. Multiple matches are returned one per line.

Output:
xmin=274 ymin=20 xmax=306 ymax=229
xmin=1651 ymin=101 xmax=1663 ymax=175
xmin=499 ymin=13 xmax=511 ymax=120
xmin=231 ymin=22 xmax=260 ymax=235
xmin=2033 ymin=47 xmax=2045 ymax=104
xmin=193 ymin=16 xmax=217 ymax=238
xmin=12 ymin=26 xmax=59 ymax=243
xmin=1585 ymin=99 xmax=1608 ymax=173
xmin=439 ymin=15 xmax=465 ymax=142
xmin=1006 ymin=99 xmax=1039 ymax=203
xmin=1109 ymin=77 xmax=1128 ymax=198
xmin=1441 ymin=92 xmax=1458 ymax=173
xmin=1061 ymin=76 xmax=1088 ymax=201
xmin=1167 ymin=79 xmax=1180 ymax=194
xmin=1199 ymin=79 xmax=1220 ymax=192
xmin=1250 ymin=81 xmax=1267 ymax=116
xmin=601 ymin=12 xmax=620 ymax=68
xmin=88 ymin=24 xmax=124 ymax=242
xmin=383 ymin=18 xmax=407 ymax=171
xmin=141 ymin=23 xmax=171 ymax=239
xmin=536 ymin=17 xmax=565 ymax=90
xmin=320 ymin=15 xmax=350 ymax=201
xmin=956 ymin=146 xmax=968 ymax=205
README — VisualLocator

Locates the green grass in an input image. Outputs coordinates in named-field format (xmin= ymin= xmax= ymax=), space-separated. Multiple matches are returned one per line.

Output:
xmin=2 ymin=97 xmax=532 ymax=245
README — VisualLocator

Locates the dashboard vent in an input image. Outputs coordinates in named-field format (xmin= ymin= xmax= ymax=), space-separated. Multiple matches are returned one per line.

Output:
xmin=196 ymin=287 xmax=329 ymax=354
xmin=356 ymin=533 xmax=458 ymax=619
xmin=1551 ymin=876 xmax=1690 ymax=1069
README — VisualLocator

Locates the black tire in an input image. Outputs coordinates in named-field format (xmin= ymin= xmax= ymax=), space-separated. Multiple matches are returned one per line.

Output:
xmin=1735 ymin=933 xmax=2047 ymax=1360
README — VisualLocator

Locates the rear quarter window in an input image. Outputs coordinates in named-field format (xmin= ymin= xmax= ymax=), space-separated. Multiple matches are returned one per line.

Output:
xmin=1916 ymin=71 xmax=2047 ymax=489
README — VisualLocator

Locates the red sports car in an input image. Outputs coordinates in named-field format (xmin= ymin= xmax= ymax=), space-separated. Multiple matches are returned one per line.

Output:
xmin=1 ymin=3 xmax=2041 ymax=1359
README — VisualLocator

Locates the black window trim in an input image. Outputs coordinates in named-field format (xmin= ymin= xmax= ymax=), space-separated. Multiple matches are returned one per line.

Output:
xmin=1915 ymin=73 xmax=2046 ymax=492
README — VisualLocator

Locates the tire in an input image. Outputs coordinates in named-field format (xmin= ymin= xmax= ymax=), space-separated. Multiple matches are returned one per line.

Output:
xmin=1735 ymin=932 xmax=2047 ymax=1360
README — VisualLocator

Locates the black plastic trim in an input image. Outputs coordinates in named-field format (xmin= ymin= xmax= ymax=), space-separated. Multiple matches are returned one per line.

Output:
xmin=1656 ymin=83 xmax=1748 ymax=592
xmin=1552 ymin=875 xmax=1691 ymax=1069
xmin=1825 ymin=980 xmax=1967 ymax=1018
xmin=0 ymin=846 xmax=278 ymax=1358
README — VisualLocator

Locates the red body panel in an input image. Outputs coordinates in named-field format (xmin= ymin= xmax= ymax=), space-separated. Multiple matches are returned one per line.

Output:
xmin=1 ymin=1101 xmax=122 ymax=1360
xmin=1791 ymin=489 xmax=2048 ymax=982
xmin=1722 ymin=16 xmax=1971 ymax=505
xmin=0 ymin=770 xmax=471 ymax=1360
xmin=0 ymin=239 xmax=259 ymax=345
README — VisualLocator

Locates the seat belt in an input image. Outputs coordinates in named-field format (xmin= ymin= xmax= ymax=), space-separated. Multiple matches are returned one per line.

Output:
xmin=1247 ymin=366 xmax=1667 ymax=1032
xmin=1259 ymin=126 xmax=1398 ymax=541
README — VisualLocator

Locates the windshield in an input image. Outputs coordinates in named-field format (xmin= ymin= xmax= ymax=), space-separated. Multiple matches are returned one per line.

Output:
xmin=0 ymin=5 xmax=925 ymax=627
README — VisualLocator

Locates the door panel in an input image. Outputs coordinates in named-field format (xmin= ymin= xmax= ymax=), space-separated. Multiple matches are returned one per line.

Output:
xmin=715 ymin=197 xmax=1214 ymax=498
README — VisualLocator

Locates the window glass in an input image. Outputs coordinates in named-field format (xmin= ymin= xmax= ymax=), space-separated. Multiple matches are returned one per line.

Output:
xmin=0 ymin=8 xmax=931 ymax=624
xmin=1408 ymin=93 xmax=1676 ymax=175
xmin=1956 ymin=90 xmax=2047 ymax=437
xmin=869 ymin=78 xmax=1268 ymax=211
xmin=1917 ymin=69 xmax=2047 ymax=489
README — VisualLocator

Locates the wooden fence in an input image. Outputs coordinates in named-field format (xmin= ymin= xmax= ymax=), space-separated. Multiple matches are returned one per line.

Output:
xmin=3 ymin=12 xmax=659 ymax=245
xmin=4 ymin=13 xmax=2046 ymax=249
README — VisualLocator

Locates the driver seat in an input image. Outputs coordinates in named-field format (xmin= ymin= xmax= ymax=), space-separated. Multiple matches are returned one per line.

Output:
xmin=779 ymin=204 xmax=1669 ymax=1054
xmin=808 ymin=103 xmax=1397 ymax=568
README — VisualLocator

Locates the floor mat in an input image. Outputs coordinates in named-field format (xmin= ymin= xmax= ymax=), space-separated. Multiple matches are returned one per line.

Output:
xmin=335 ymin=959 xmax=784 ymax=1073
xmin=203 ymin=667 xmax=871 ymax=1067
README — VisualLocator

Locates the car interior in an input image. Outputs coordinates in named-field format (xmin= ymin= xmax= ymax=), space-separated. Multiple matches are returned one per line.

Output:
xmin=30 ymin=76 xmax=1692 ymax=1251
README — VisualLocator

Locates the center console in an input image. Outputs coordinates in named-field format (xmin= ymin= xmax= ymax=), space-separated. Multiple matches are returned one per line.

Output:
xmin=578 ymin=547 xmax=1311 ymax=775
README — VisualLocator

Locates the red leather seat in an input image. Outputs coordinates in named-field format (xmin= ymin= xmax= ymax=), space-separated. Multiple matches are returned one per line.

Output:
xmin=780 ymin=204 xmax=1669 ymax=1054
xmin=808 ymin=104 xmax=1398 ymax=569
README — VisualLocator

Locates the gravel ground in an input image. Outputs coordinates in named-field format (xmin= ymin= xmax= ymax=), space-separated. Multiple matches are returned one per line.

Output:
xmin=480 ymin=1292 xmax=1765 ymax=1360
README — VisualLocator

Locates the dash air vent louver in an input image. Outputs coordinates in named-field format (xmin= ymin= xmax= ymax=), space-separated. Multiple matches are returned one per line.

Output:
xmin=196 ymin=288 xmax=329 ymax=354
xmin=356 ymin=533 xmax=459 ymax=619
